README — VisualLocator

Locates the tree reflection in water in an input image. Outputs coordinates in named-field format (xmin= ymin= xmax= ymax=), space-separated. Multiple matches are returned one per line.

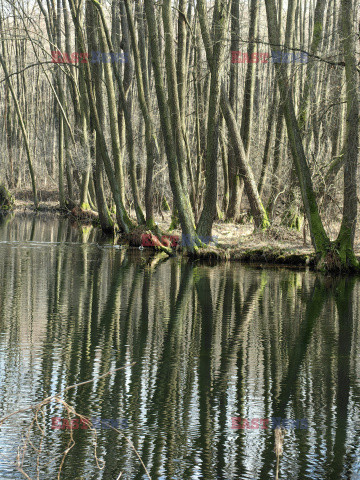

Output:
xmin=0 ymin=215 xmax=359 ymax=480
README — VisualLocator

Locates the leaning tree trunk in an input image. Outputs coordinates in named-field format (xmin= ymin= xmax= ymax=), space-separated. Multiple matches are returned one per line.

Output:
xmin=264 ymin=0 xmax=330 ymax=255
xmin=196 ymin=0 xmax=229 ymax=239
xmin=91 ymin=0 xmax=146 ymax=226
xmin=144 ymin=0 xmax=199 ymax=248
xmin=87 ymin=0 xmax=114 ymax=233
xmin=124 ymin=0 xmax=159 ymax=229
xmin=67 ymin=0 xmax=133 ymax=232
xmin=298 ymin=0 xmax=327 ymax=132
xmin=267 ymin=0 xmax=296 ymax=218
xmin=334 ymin=0 xmax=359 ymax=269
xmin=0 ymin=51 xmax=38 ymax=209
xmin=220 ymin=90 xmax=270 ymax=229
xmin=196 ymin=0 xmax=269 ymax=229
xmin=240 ymin=0 xmax=259 ymax=156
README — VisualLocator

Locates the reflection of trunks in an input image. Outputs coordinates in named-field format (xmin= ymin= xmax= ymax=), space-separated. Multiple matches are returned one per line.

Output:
xmin=90 ymin=417 xmax=129 ymax=430
xmin=231 ymin=417 xmax=269 ymax=429
xmin=51 ymin=417 xmax=129 ymax=430
xmin=231 ymin=416 xmax=308 ymax=429
xmin=270 ymin=417 xmax=308 ymax=429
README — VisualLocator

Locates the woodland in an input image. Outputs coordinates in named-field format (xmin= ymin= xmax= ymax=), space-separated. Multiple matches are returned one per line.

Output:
xmin=0 ymin=0 xmax=359 ymax=271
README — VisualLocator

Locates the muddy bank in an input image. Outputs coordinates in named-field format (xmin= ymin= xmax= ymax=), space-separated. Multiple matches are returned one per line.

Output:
xmin=4 ymin=197 xmax=355 ymax=270
xmin=184 ymin=245 xmax=315 ymax=268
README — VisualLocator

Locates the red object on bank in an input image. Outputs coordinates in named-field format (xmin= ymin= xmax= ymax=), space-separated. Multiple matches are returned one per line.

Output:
xmin=161 ymin=235 xmax=179 ymax=247
xmin=140 ymin=233 xmax=179 ymax=248
xmin=141 ymin=234 xmax=162 ymax=247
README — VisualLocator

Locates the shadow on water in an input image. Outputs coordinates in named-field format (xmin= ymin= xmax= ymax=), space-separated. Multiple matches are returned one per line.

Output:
xmin=0 ymin=215 xmax=360 ymax=479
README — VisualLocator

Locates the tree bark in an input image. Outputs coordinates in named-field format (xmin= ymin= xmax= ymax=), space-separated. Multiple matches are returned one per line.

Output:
xmin=196 ymin=0 xmax=229 ymax=238
xmin=264 ymin=0 xmax=330 ymax=255
xmin=335 ymin=0 xmax=359 ymax=269
xmin=67 ymin=0 xmax=133 ymax=232
xmin=144 ymin=0 xmax=199 ymax=247
xmin=196 ymin=0 xmax=269 ymax=229
xmin=124 ymin=0 xmax=158 ymax=229
xmin=0 ymin=52 xmax=38 ymax=209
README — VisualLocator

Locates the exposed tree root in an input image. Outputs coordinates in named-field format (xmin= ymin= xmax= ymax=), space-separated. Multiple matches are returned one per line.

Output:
xmin=316 ymin=242 xmax=360 ymax=274
xmin=70 ymin=205 xmax=99 ymax=223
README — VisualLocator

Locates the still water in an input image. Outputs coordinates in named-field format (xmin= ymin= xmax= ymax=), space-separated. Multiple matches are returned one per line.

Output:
xmin=0 ymin=214 xmax=360 ymax=480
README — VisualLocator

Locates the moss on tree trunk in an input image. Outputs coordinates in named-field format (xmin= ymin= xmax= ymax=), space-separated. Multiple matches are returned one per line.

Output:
xmin=0 ymin=186 xmax=14 ymax=210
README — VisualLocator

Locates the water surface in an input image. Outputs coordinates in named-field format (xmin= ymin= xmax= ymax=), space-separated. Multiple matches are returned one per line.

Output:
xmin=0 ymin=214 xmax=360 ymax=480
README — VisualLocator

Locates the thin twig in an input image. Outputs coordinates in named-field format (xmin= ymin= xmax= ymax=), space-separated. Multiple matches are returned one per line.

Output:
xmin=1 ymin=364 xmax=142 ymax=479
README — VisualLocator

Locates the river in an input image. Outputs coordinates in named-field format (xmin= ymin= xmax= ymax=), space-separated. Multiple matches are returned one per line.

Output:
xmin=0 ymin=214 xmax=359 ymax=480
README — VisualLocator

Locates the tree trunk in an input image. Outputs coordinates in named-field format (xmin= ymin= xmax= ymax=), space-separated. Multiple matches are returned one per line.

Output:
xmin=0 ymin=52 xmax=38 ymax=209
xmin=226 ymin=0 xmax=242 ymax=221
xmin=334 ymin=0 xmax=359 ymax=269
xmin=87 ymin=1 xmax=114 ymax=232
xmin=67 ymin=0 xmax=133 ymax=232
xmin=124 ymin=0 xmax=158 ymax=229
xmin=220 ymin=90 xmax=270 ymax=229
xmin=264 ymin=0 xmax=332 ymax=259
xmin=144 ymin=0 xmax=199 ymax=247
xmin=196 ymin=0 xmax=229 ymax=238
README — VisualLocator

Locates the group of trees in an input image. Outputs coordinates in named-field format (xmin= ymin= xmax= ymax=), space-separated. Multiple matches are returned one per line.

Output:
xmin=0 ymin=0 xmax=359 ymax=269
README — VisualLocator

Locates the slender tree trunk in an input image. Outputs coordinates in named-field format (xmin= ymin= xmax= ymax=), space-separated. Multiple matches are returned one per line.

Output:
xmin=67 ymin=0 xmax=133 ymax=232
xmin=267 ymin=0 xmax=296 ymax=218
xmin=162 ymin=0 xmax=189 ymax=192
xmin=258 ymin=89 xmax=276 ymax=198
xmin=298 ymin=0 xmax=327 ymax=131
xmin=144 ymin=0 xmax=199 ymax=247
xmin=335 ymin=0 xmax=359 ymax=269
xmin=92 ymin=0 xmax=145 ymax=225
xmin=264 ymin=0 xmax=330 ymax=254
xmin=240 ymin=0 xmax=259 ymax=155
xmin=58 ymin=114 xmax=65 ymax=208
xmin=124 ymin=0 xmax=158 ymax=229
xmin=220 ymin=120 xmax=229 ymax=213
xmin=196 ymin=0 xmax=229 ymax=238
xmin=177 ymin=0 xmax=187 ymax=126
xmin=220 ymin=90 xmax=270 ymax=229
xmin=236 ymin=0 xmax=260 ymax=212
xmin=87 ymin=0 xmax=113 ymax=232
xmin=0 ymin=52 xmax=38 ymax=209
xmin=197 ymin=0 xmax=269 ymax=229
xmin=226 ymin=0 xmax=242 ymax=221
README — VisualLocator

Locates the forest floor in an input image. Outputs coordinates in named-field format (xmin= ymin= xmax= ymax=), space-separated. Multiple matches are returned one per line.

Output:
xmin=8 ymin=189 xmax=360 ymax=268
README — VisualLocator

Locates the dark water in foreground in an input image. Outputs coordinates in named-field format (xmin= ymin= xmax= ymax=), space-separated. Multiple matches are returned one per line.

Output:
xmin=0 ymin=214 xmax=360 ymax=480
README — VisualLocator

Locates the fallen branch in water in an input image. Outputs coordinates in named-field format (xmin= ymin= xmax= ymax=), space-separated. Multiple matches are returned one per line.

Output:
xmin=0 ymin=363 xmax=151 ymax=480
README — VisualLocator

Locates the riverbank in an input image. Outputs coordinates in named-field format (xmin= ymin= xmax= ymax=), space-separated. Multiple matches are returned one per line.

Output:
xmin=3 ymin=194 xmax=357 ymax=270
